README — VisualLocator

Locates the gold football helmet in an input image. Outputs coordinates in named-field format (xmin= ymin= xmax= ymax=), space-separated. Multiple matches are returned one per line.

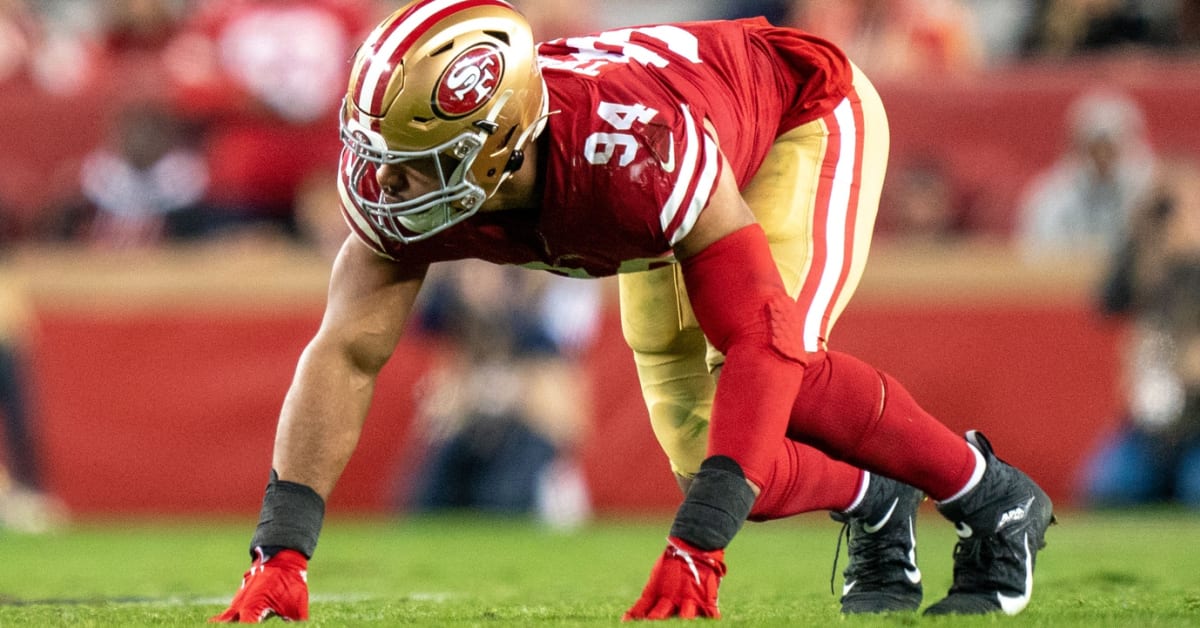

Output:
xmin=338 ymin=0 xmax=546 ymax=251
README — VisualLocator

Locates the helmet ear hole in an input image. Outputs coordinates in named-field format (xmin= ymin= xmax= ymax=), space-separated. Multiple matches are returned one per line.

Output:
xmin=484 ymin=30 xmax=509 ymax=45
xmin=499 ymin=125 xmax=517 ymax=148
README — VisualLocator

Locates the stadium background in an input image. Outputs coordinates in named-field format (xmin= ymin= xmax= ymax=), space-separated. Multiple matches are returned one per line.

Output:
xmin=0 ymin=0 xmax=1197 ymax=519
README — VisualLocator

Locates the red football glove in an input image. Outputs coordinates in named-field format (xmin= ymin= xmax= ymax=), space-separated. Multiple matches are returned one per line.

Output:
xmin=623 ymin=537 xmax=727 ymax=621
xmin=209 ymin=548 xmax=309 ymax=623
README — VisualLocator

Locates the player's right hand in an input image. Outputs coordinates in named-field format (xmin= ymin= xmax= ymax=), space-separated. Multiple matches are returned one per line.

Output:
xmin=209 ymin=547 xmax=309 ymax=623
xmin=623 ymin=536 xmax=726 ymax=620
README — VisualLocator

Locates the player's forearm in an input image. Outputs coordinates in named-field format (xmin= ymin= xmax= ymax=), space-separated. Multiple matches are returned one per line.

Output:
xmin=680 ymin=224 xmax=807 ymax=487
xmin=706 ymin=344 xmax=803 ymax=486
xmin=271 ymin=337 xmax=380 ymax=500
xmin=661 ymin=223 xmax=809 ymax=553
xmin=244 ymin=337 xmax=380 ymax=560
xmin=265 ymin=238 xmax=421 ymax=500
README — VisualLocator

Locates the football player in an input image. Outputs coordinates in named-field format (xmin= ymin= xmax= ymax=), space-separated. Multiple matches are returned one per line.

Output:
xmin=211 ymin=0 xmax=1055 ymax=621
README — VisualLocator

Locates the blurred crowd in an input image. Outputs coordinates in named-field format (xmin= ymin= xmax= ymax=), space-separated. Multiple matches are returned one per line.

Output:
xmin=0 ymin=0 xmax=1198 ymax=250
xmin=1 ymin=0 xmax=1200 ymax=530
xmin=401 ymin=260 xmax=600 ymax=528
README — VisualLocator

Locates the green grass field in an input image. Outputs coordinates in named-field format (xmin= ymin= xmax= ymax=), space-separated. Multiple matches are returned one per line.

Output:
xmin=1 ymin=507 xmax=1198 ymax=626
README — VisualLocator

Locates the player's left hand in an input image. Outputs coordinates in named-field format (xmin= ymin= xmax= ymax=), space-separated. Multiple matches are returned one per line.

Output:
xmin=623 ymin=536 xmax=726 ymax=620
xmin=209 ymin=548 xmax=309 ymax=623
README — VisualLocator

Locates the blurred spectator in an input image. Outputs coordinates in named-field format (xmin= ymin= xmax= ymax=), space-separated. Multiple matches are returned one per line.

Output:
xmin=876 ymin=157 xmax=973 ymax=245
xmin=0 ymin=0 xmax=97 ymax=95
xmin=1019 ymin=0 xmax=1178 ymax=58
xmin=403 ymin=261 xmax=600 ymax=529
xmin=99 ymin=0 xmax=186 ymax=55
xmin=1016 ymin=89 xmax=1156 ymax=261
xmin=0 ymin=273 xmax=67 ymax=533
xmin=89 ymin=0 xmax=192 ymax=105
xmin=792 ymin=0 xmax=984 ymax=78
xmin=0 ymin=0 xmax=36 ymax=85
xmin=961 ymin=0 xmax=1038 ymax=65
xmin=161 ymin=0 xmax=373 ymax=241
xmin=1083 ymin=155 xmax=1200 ymax=508
xmin=46 ymin=102 xmax=209 ymax=248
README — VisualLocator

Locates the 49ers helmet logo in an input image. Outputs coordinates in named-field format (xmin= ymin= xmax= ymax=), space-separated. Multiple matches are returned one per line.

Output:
xmin=433 ymin=44 xmax=505 ymax=118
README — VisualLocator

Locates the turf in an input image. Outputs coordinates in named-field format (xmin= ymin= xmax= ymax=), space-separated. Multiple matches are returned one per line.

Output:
xmin=0 ymin=507 xmax=1198 ymax=626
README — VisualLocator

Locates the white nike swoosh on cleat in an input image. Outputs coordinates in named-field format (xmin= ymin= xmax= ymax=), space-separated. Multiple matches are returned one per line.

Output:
xmin=863 ymin=498 xmax=899 ymax=534
xmin=904 ymin=518 xmax=921 ymax=584
xmin=842 ymin=580 xmax=856 ymax=596
xmin=996 ymin=533 xmax=1034 ymax=615
xmin=955 ymin=521 xmax=973 ymax=538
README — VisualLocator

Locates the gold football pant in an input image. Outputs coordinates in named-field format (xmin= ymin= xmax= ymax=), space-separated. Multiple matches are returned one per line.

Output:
xmin=618 ymin=64 xmax=889 ymax=478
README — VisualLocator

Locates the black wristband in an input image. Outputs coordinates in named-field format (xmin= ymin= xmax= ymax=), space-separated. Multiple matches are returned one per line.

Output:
xmin=249 ymin=470 xmax=326 ymax=560
xmin=669 ymin=456 xmax=756 ymax=551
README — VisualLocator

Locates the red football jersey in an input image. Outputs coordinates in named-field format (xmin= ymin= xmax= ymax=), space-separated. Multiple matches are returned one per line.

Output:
xmin=377 ymin=18 xmax=850 ymax=277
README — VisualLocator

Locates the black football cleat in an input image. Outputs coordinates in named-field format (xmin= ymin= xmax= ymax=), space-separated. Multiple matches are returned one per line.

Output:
xmin=831 ymin=473 xmax=924 ymax=613
xmin=925 ymin=430 xmax=1056 ymax=616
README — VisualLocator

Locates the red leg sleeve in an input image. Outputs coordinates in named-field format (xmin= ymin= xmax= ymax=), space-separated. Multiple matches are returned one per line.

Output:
xmin=748 ymin=440 xmax=863 ymax=521
xmin=787 ymin=351 xmax=977 ymax=501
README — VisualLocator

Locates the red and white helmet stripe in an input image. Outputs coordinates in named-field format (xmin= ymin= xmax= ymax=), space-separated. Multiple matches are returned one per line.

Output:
xmin=350 ymin=0 xmax=515 ymax=128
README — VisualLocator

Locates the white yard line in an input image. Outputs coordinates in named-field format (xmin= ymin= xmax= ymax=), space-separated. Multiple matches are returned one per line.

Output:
xmin=0 ymin=592 xmax=458 ymax=607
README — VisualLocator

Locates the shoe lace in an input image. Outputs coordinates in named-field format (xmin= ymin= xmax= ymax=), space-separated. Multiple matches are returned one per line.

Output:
xmin=949 ymin=534 xmax=998 ymax=592
xmin=829 ymin=519 xmax=903 ymax=596
xmin=954 ymin=535 xmax=985 ymax=565
xmin=829 ymin=521 xmax=850 ymax=595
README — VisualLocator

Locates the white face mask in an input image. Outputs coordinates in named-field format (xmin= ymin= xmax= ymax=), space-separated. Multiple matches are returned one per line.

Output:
xmin=337 ymin=118 xmax=488 ymax=245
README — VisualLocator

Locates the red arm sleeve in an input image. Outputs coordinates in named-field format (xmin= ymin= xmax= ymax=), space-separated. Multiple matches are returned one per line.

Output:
xmin=679 ymin=223 xmax=808 ymax=487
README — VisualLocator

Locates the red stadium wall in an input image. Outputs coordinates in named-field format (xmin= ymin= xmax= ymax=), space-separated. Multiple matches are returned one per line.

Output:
xmin=15 ymin=246 xmax=1123 ymax=517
